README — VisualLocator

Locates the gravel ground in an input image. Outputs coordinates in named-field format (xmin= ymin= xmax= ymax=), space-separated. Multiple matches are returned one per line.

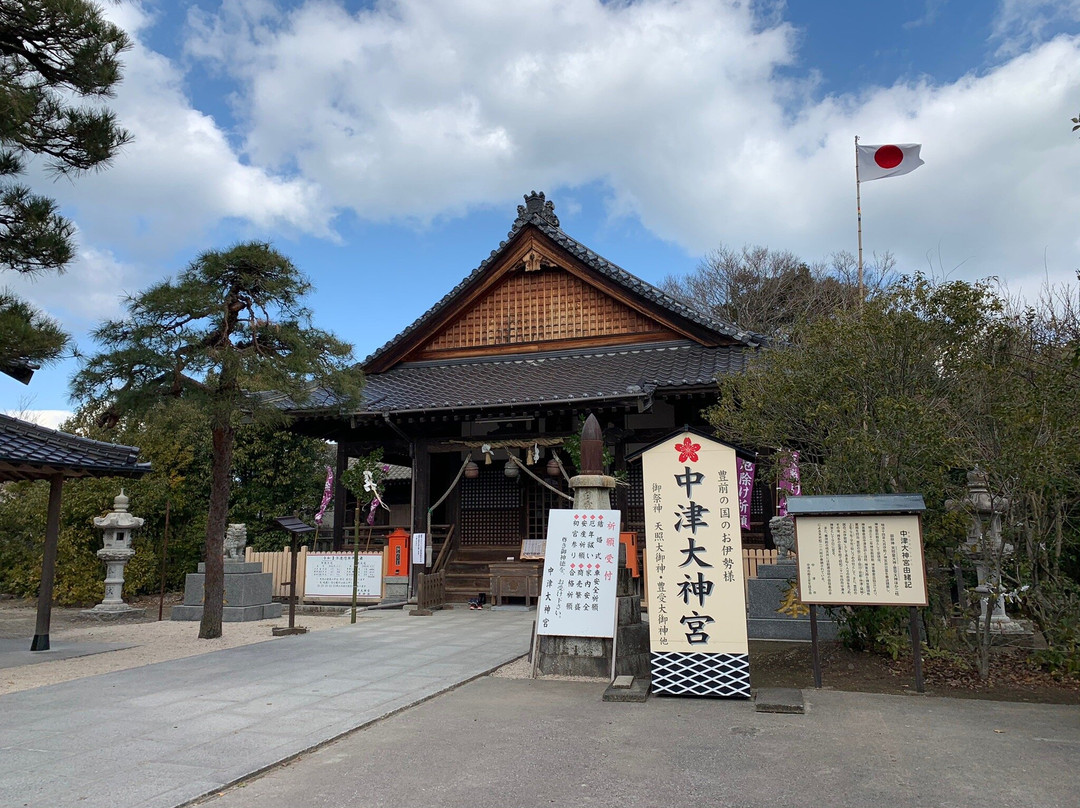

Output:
xmin=0 ymin=598 xmax=353 ymax=696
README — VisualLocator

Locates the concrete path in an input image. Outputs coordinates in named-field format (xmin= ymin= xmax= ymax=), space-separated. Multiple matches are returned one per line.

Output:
xmin=196 ymin=677 xmax=1080 ymax=808
xmin=0 ymin=608 xmax=534 ymax=808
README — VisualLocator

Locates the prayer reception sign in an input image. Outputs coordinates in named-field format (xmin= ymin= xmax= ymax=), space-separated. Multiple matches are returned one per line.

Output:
xmin=537 ymin=509 xmax=621 ymax=638
xmin=641 ymin=430 xmax=750 ymax=698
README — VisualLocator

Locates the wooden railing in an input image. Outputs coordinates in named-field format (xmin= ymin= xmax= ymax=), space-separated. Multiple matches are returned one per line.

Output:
xmin=430 ymin=523 xmax=458 ymax=574
xmin=415 ymin=570 xmax=446 ymax=612
xmin=743 ymin=548 xmax=780 ymax=580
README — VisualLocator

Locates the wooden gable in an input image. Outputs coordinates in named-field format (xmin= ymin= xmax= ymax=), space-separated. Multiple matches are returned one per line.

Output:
xmin=367 ymin=226 xmax=725 ymax=372
xmin=406 ymin=264 xmax=678 ymax=362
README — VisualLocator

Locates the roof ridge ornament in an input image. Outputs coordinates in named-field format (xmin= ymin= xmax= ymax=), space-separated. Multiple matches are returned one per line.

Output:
xmin=511 ymin=190 xmax=560 ymax=233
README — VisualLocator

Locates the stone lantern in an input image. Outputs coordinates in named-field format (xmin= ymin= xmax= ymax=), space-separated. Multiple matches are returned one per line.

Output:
xmin=949 ymin=468 xmax=1025 ymax=634
xmin=83 ymin=491 xmax=146 ymax=619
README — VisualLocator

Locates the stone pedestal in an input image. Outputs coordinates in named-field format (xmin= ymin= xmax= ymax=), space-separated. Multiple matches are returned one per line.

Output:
xmin=746 ymin=562 xmax=838 ymax=641
xmin=170 ymin=561 xmax=283 ymax=622
xmin=383 ymin=575 xmax=409 ymax=602
xmin=538 ymin=566 xmax=650 ymax=678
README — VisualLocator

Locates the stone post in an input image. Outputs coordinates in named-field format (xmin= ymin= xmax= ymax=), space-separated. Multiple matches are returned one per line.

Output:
xmin=82 ymin=491 xmax=146 ymax=620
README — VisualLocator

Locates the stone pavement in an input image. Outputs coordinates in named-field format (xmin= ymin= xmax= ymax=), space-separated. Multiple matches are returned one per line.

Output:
xmin=197 ymin=677 xmax=1080 ymax=808
xmin=0 ymin=608 xmax=534 ymax=808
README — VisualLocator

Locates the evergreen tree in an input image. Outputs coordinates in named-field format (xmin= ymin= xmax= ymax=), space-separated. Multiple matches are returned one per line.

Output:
xmin=0 ymin=0 xmax=131 ymax=379
xmin=73 ymin=242 xmax=362 ymax=638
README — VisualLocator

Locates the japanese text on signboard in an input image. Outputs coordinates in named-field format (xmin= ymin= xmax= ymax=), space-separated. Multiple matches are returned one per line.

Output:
xmin=537 ymin=510 xmax=620 ymax=638
xmin=642 ymin=435 xmax=749 ymax=655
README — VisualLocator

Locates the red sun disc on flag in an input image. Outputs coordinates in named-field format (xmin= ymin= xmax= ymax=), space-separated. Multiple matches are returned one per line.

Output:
xmin=874 ymin=145 xmax=904 ymax=169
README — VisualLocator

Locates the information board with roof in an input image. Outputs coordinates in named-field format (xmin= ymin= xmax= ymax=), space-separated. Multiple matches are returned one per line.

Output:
xmin=789 ymin=495 xmax=928 ymax=607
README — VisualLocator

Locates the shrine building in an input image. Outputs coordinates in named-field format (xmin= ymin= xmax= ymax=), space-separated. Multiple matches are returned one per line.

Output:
xmin=285 ymin=191 xmax=776 ymax=603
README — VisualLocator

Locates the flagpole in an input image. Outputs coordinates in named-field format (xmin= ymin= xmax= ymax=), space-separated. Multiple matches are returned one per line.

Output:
xmin=855 ymin=135 xmax=864 ymax=305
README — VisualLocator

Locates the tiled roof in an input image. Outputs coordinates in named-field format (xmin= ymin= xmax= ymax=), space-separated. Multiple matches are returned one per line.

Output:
xmin=291 ymin=340 xmax=752 ymax=416
xmin=0 ymin=413 xmax=151 ymax=481
xmin=362 ymin=192 xmax=766 ymax=370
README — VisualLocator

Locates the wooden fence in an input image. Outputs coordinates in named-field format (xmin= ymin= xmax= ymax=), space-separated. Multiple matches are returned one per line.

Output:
xmin=245 ymin=546 xmax=309 ymax=600
xmin=415 ymin=570 xmax=446 ymax=613
xmin=743 ymin=548 xmax=780 ymax=581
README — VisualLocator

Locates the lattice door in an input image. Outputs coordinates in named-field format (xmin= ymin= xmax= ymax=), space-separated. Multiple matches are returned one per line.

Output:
xmin=460 ymin=465 xmax=522 ymax=546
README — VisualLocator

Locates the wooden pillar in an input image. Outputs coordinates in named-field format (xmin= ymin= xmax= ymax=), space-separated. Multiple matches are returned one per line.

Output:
xmin=332 ymin=441 xmax=347 ymax=549
xmin=31 ymin=474 xmax=64 ymax=651
xmin=410 ymin=439 xmax=431 ymax=596
xmin=614 ymin=439 xmax=628 ymax=513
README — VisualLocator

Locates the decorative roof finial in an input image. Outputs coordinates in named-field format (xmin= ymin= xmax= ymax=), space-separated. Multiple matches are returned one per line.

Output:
xmin=511 ymin=190 xmax=559 ymax=232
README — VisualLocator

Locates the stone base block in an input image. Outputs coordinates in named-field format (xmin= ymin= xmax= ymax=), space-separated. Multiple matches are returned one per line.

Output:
xmin=170 ymin=602 xmax=283 ymax=622
xmin=179 ymin=570 xmax=275 ymax=609
xmin=538 ymin=635 xmax=612 ymax=678
xmin=603 ymin=676 xmax=651 ymax=703
xmin=383 ymin=576 xmax=408 ymax=602
xmin=747 ymin=617 xmax=838 ymax=641
xmin=78 ymin=606 xmax=147 ymax=622
xmin=614 ymin=621 xmax=651 ymax=679
xmin=197 ymin=561 xmax=264 ymax=574
xmin=754 ymin=687 xmax=805 ymax=714
xmin=746 ymin=563 xmax=837 ymax=641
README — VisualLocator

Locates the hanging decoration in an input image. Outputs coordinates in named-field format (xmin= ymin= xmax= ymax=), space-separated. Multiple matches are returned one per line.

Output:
xmin=736 ymin=458 xmax=755 ymax=531
xmin=776 ymin=450 xmax=801 ymax=517
xmin=314 ymin=465 xmax=334 ymax=526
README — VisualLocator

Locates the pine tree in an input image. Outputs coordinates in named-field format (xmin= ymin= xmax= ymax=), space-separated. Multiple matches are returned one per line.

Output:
xmin=1 ymin=0 xmax=131 ymax=380
xmin=73 ymin=242 xmax=362 ymax=638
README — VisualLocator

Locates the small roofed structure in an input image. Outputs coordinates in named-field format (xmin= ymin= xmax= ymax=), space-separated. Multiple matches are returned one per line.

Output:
xmin=0 ymin=413 xmax=151 ymax=650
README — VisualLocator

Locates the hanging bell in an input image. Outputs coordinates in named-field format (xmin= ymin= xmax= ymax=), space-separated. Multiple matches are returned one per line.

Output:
xmin=546 ymin=457 xmax=561 ymax=477
xmin=464 ymin=460 xmax=479 ymax=479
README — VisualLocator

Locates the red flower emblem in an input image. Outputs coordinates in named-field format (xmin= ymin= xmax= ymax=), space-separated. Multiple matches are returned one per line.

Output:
xmin=675 ymin=437 xmax=701 ymax=463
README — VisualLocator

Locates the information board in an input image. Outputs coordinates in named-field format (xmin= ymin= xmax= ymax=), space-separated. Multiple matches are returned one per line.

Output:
xmin=641 ymin=431 xmax=750 ymax=698
xmin=411 ymin=532 xmax=426 ymax=566
xmin=794 ymin=514 xmax=928 ymax=606
xmin=537 ymin=509 xmax=620 ymax=638
xmin=304 ymin=552 xmax=382 ymax=600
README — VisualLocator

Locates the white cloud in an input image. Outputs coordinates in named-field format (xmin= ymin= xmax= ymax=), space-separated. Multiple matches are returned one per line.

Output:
xmin=178 ymin=0 xmax=1080 ymax=296
xmin=40 ymin=1 xmax=333 ymax=261
xmin=991 ymin=0 xmax=1080 ymax=55
xmin=6 ymin=245 xmax=141 ymax=334
xmin=2 ymin=409 xmax=73 ymax=430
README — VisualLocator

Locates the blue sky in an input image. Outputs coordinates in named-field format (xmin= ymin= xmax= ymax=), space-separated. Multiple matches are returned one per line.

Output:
xmin=6 ymin=0 xmax=1080 ymax=425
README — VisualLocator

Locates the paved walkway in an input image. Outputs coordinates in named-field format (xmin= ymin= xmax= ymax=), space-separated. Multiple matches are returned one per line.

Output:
xmin=195 ymin=677 xmax=1080 ymax=808
xmin=0 ymin=608 xmax=534 ymax=808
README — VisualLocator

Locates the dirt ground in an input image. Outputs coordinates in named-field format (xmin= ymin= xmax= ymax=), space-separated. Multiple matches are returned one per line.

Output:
xmin=748 ymin=639 xmax=1080 ymax=704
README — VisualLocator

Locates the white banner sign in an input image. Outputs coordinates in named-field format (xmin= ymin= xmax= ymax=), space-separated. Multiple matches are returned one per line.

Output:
xmin=795 ymin=514 xmax=928 ymax=606
xmin=537 ymin=509 xmax=620 ymax=638
xmin=411 ymin=532 xmax=426 ymax=566
xmin=304 ymin=553 xmax=382 ymax=599
xmin=642 ymin=431 xmax=750 ymax=698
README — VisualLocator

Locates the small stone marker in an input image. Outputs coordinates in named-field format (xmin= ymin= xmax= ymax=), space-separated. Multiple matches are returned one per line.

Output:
xmin=602 ymin=675 xmax=650 ymax=703
xmin=754 ymin=687 xmax=805 ymax=714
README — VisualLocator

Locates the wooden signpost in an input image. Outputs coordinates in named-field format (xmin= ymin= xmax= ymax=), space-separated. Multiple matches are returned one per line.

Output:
xmin=638 ymin=428 xmax=751 ymax=698
xmin=787 ymin=494 xmax=929 ymax=692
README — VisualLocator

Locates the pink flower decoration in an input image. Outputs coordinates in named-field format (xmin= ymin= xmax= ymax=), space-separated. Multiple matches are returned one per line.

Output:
xmin=675 ymin=437 xmax=701 ymax=463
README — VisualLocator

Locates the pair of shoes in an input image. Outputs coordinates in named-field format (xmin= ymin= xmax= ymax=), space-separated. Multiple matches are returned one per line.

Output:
xmin=469 ymin=603 xmax=481 ymax=610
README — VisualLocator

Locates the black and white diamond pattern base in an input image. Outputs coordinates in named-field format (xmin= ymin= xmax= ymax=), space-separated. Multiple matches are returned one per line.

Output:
xmin=651 ymin=652 xmax=751 ymax=698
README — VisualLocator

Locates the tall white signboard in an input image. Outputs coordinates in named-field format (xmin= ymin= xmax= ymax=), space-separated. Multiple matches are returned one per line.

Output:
xmin=537 ymin=509 xmax=620 ymax=638
xmin=641 ymin=431 xmax=750 ymax=698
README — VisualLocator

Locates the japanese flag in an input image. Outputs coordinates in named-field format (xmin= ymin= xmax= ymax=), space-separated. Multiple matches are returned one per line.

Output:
xmin=857 ymin=143 xmax=924 ymax=182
